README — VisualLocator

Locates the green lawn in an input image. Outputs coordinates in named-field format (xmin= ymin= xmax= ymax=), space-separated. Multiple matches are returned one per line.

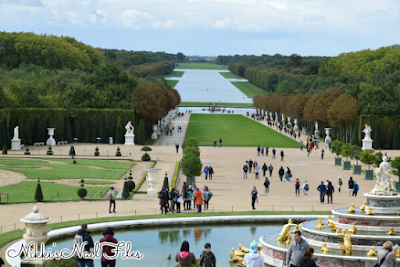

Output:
xmin=185 ymin=114 xmax=299 ymax=147
xmin=219 ymin=72 xmax=244 ymax=79
xmin=166 ymin=80 xmax=179 ymax=88
xmin=0 ymin=181 xmax=108 ymax=203
xmin=175 ymin=63 xmax=226 ymax=70
xmin=180 ymin=102 xmax=253 ymax=107
xmin=52 ymin=159 xmax=133 ymax=169
xmin=164 ymin=71 xmax=184 ymax=78
xmin=83 ymin=180 xmax=114 ymax=185
xmin=231 ymin=81 xmax=270 ymax=97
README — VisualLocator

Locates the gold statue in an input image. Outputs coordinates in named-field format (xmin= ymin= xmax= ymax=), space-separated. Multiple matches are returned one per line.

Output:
xmin=347 ymin=203 xmax=356 ymax=213
xmin=229 ymin=253 xmax=243 ymax=263
xmin=348 ymin=224 xmax=357 ymax=234
xmin=330 ymin=223 xmax=338 ymax=232
xmin=291 ymin=225 xmax=301 ymax=234
xmin=285 ymin=234 xmax=292 ymax=245
xmin=367 ymin=246 xmax=376 ymax=257
xmin=336 ymin=228 xmax=353 ymax=254
xmin=359 ymin=201 xmax=367 ymax=212
xmin=277 ymin=219 xmax=298 ymax=243
xmin=327 ymin=215 xmax=334 ymax=227
xmin=239 ymin=243 xmax=250 ymax=253
xmin=316 ymin=218 xmax=324 ymax=230
xmin=394 ymin=248 xmax=400 ymax=258
xmin=398 ymin=209 xmax=400 ymax=216
xmin=321 ymin=243 xmax=330 ymax=253
xmin=365 ymin=207 xmax=375 ymax=215
xmin=234 ymin=248 xmax=246 ymax=257
xmin=387 ymin=227 xmax=396 ymax=236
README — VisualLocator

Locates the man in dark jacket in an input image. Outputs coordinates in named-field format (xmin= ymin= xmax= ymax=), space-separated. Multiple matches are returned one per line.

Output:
xmin=262 ymin=163 xmax=268 ymax=177
xmin=249 ymin=159 xmax=253 ymax=173
xmin=326 ymin=181 xmax=334 ymax=204
xmin=317 ymin=181 xmax=326 ymax=203
xmin=75 ymin=223 xmax=95 ymax=267
xmin=278 ymin=166 xmax=284 ymax=181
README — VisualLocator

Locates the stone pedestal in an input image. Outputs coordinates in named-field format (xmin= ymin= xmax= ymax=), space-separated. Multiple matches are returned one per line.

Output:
xmin=302 ymin=127 xmax=306 ymax=134
xmin=314 ymin=131 xmax=319 ymax=138
xmin=325 ymin=128 xmax=332 ymax=144
xmin=145 ymin=168 xmax=162 ymax=198
xmin=46 ymin=128 xmax=56 ymax=146
xmin=151 ymin=125 xmax=157 ymax=139
xmin=11 ymin=139 xmax=21 ymax=150
xmin=124 ymin=135 xmax=135 ymax=146
xmin=362 ymin=139 xmax=373 ymax=150
xmin=293 ymin=119 xmax=298 ymax=131
xmin=364 ymin=193 xmax=400 ymax=214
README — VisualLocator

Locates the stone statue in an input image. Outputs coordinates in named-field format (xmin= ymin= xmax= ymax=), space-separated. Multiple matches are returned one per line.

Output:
xmin=125 ymin=121 xmax=134 ymax=135
xmin=336 ymin=228 xmax=353 ymax=254
xmin=14 ymin=126 xmax=19 ymax=139
xmin=363 ymin=124 xmax=372 ymax=140
xmin=281 ymin=114 xmax=284 ymax=121
xmin=370 ymin=156 xmax=399 ymax=195
xmin=277 ymin=219 xmax=298 ymax=243
xmin=315 ymin=121 xmax=318 ymax=131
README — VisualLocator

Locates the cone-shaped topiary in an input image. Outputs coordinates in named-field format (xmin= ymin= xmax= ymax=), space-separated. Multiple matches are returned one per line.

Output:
xmin=77 ymin=179 xmax=87 ymax=200
xmin=373 ymin=123 xmax=381 ymax=149
xmin=162 ymin=172 xmax=169 ymax=190
xmin=99 ymin=114 xmax=107 ymax=143
xmin=115 ymin=147 xmax=122 ymax=156
xmin=393 ymin=124 xmax=400 ymax=149
xmin=2 ymin=144 xmax=7 ymax=154
xmin=24 ymin=146 xmax=30 ymax=155
xmin=0 ymin=121 xmax=5 ymax=150
xmin=35 ymin=178 xmax=44 ymax=202
xmin=115 ymin=117 xmax=124 ymax=144
xmin=94 ymin=146 xmax=100 ymax=156
xmin=32 ymin=117 xmax=41 ymax=143
xmin=122 ymin=178 xmax=130 ymax=199
xmin=47 ymin=146 xmax=53 ymax=155
xmin=127 ymin=170 xmax=135 ymax=191
xmin=351 ymin=121 xmax=359 ymax=146
xmin=64 ymin=117 xmax=72 ymax=143
xmin=46 ymin=116 xmax=53 ymax=128
xmin=82 ymin=118 xmax=90 ymax=143
xmin=3 ymin=118 xmax=10 ymax=149
xmin=137 ymin=119 xmax=145 ymax=145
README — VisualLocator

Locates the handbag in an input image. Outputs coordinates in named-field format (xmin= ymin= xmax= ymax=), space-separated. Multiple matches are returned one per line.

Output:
xmin=374 ymin=251 xmax=390 ymax=267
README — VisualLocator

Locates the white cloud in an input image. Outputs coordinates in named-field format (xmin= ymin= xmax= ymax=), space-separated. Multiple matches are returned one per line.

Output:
xmin=303 ymin=14 xmax=326 ymax=23
xmin=121 ymin=9 xmax=157 ymax=29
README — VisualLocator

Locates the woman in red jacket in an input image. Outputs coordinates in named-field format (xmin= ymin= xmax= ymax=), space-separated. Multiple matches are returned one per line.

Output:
xmin=100 ymin=227 xmax=118 ymax=267
xmin=194 ymin=188 xmax=203 ymax=213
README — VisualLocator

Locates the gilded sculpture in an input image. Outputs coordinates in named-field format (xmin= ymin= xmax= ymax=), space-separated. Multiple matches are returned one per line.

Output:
xmin=277 ymin=219 xmax=298 ymax=243
xmin=365 ymin=206 xmax=375 ymax=215
xmin=347 ymin=203 xmax=356 ymax=213
xmin=336 ymin=228 xmax=353 ymax=254
xmin=359 ymin=201 xmax=367 ymax=212
xmin=387 ymin=227 xmax=396 ymax=236
xmin=367 ymin=246 xmax=376 ymax=257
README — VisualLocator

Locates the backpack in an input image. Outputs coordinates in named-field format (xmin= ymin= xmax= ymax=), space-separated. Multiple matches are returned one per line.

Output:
xmin=73 ymin=234 xmax=83 ymax=248
xmin=304 ymin=184 xmax=309 ymax=191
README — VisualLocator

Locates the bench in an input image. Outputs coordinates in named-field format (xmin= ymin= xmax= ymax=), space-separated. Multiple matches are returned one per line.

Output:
xmin=57 ymin=141 xmax=68 ymax=145
xmin=34 ymin=142 xmax=44 ymax=146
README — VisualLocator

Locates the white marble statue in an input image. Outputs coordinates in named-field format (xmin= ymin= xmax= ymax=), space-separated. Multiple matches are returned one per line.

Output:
xmin=370 ymin=156 xmax=398 ymax=195
xmin=125 ymin=121 xmax=134 ymax=135
xmin=315 ymin=121 xmax=318 ymax=131
xmin=363 ymin=124 xmax=372 ymax=140
xmin=13 ymin=126 xmax=19 ymax=139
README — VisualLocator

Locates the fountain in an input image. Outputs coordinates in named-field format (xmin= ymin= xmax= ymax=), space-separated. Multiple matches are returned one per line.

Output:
xmin=260 ymin=157 xmax=400 ymax=266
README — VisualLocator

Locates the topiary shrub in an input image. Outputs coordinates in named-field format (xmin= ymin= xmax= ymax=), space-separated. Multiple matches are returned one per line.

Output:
xmin=94 ymin=146 xmax=100 ymax=156
xmin=127 ymin=170 xmax=136 ymax=191
xmin=2 ymin=144 xmax=7 ymax=154
xmin=373 ymin=123 xmax=381 ymax=149
xmin=351 ymin=121 xmax=359 ymax=146
xmin=162 ymin=172 xmax=169 ymax=190
xmin=141 ymin=146 xmax=152 ymax=161
xmin=122 ymin=178 xmax=130 ymax=199
xmin=77 ymin=179 xmax=87 ymax=200
xmin=115 ymin=147 xmax=122 ymax=156
xmin=35 ymin=178 xmax=44 ymax=202
xmin=47 ymin=146 xmax=53 ymax=155
xmin=24 ymin=146 xmax=31 ymax=155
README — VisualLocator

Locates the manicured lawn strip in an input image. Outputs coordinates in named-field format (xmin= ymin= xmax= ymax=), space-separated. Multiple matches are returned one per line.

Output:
xmin=166 ymin=80 xmax=179 ymax=88
xmin=51 ymin=159 xmax=133 ymax=170
xmin=164 ymin=71 xmax=184 ymax=78
xmin=83 ymin=180 xmax=114 ymax=185
xmin=175 ymin=63 xmax=226 ymax=70
xmin=0 ymin=181 xmax=108 ymax=203
xmin=0 ymin=211 xmax=331 ymax=249
xmin=0 ymin=158 xmax=47 ymax=166
xmin=1 ymin=164 xmax=125 ymax=180
xmin=185 ymin=114 xmax=299 ymax=147
xmin=231 ymin=81 xmax=270 ymax=97
xmin=180 ymin=102 xmax=253 ymax=107
xmin=219 ymin=72 xmax=244 ymax=79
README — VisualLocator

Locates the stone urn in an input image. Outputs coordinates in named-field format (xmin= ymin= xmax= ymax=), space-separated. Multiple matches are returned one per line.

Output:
xmin=287 ymin=117 xmax=291 ymax=127
xmin=325 ymin=128 xmax=332 ymax=144
xmin=145 ymin=168 xmax=162 ymax=198
xmin=294 ymin=119 xmax=299 ymax=131
xmin=151 ymin=125 xmax=158 ymax=139
xmin=46 ymin=128 xmax=56 ymax=146
xmin=20 ymin=205 xmax=51 ymax=266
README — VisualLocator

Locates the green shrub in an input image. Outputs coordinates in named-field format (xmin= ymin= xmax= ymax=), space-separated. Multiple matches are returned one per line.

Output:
xmin=82 ymin=117 xmax=89 ymax=143
xmin=64 ymin=117 xmax=72 ymax=143
xmin=393 ymin=124 xmax=400 ymax=149
xmin=137 ymin=119 xmax=145 ymax=145
xmin=24 ymin=146 xmax=30 ymax=155
xmin=330 ymin=140 xmax=343 ymax=158
xmin=0 ymin=121 xmax=5 ymax=150
xmin=99 ymin=114 xmax=107 ymax=143
xmin=162 ymin=172 xmax=169 ymax=190
xmin=77 ymin=179 xmax=87 ymax=200
xmin=360 ymin=149 xmax=376 ymax=170
xmin=47 ymin=146 xmax=53 ymax=155
xmin=122 ymin=179 xmax=130 ymax=199
xmin=373 ymin=123 xmax=381 ymax=149
xmin=32 ymin=117 xmax=41 ymax=143
xmin=115 ymin=147 xmax=122 ymax=156
xmin=351 ymin=121 xmax=359 ymax=146
xmin=46 ymin=116 xmax=53 ymax=128
xmin=2 ymin=144 xmax=7 ymax=154
xmin=34 ymin=179 xmax=44 ymax=202
xmin=94 ymin=146 xmax=100 ymax=156
xmin=141 ymin=153 xmax=151 ymax=161
xmin=45 ymin=258 xmax=78 ymax=267
xmin=3 ymin=118 xmax=10 ymax=149
xmin=115 ymin=116 xmax=124 ymax=144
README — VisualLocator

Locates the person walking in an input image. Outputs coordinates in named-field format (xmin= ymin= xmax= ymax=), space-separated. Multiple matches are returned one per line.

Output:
xmin=187 ymin=186 xmax=193 ymax=210
xmin=176 ymin=241 xmax=196 ymax=267
xmin=265 ymin=146 xmax=269 ymax=157
xmin=257 ymin=146 xmax=260 ymax=156
xmin=175 ymin=143 xmax=179 ymax=153
xmin=208 ymin=166 xmax=214 ymax=180
xmin=272 ymin=148 xmax=276 ymax=159
xmin=303 ymin=181 xmax=309 ymax=196
xmin=243 ymin=241 xmax=264 ymax=267
xmin=74 ymin=223 xmax=95 ymax=267
xmin=264 ymin=177 xmax=270 ymax=194
xmin=202 ymin=186 xmax=213 ymax=210
xmin=306 ymin=146 xmax=310 ymax=157
xmin=317 ymin=181 xmax=326 ymax=204
xmin=175 ymin=190 xmax=181 ymax=213
xmin=279 ymin=166 xmax=284 ymax=181
xmin=353 ymin=181 xmax=359 ymax=197
xmin=159 ymin=189 xmax=168 ymax=214
xmin=170 ymin=188 xmax=177 ymax=213
xmin=262 ymin=163 xmax=268 ymax=177
xmin=243 ymin=162 xmax=248 ymax=179
xmin=348 ymin=177 xmax=354 ymax=196
xmin=337 ymin=177 xmax=343 ymax=192
xmin=281 ymin=150 xmax=285 ymax=161
xmin=219 ymin=138 xmax=222 ymax=147
xmin=254 ymin=165 xmax=260 ymax=179
xmin=287 ymin=167 xmax=292 ymax=182
xmin=268 ymin=164 xmax=273 ymax=177
xmin=286 ymin=231 xmax=309 ymax=267
xmin=295 ymin=179 xmax=300 ymax=197
xmin=249 ymin=159 xmax=253 ymax=173
xmin=321 ymin=149 xmax=324 ymax=160
xmin=107 ymin=187 xmax=116 ymax=213
xmin=299 ymin=247 xmax=317 ymax=267
xmin=203 ymin=165 xmax=209 ymax=180
xmin=214 ymin=139 xmax=216 ymax=147
xmin=194 ymin=188 xmax=203 ymax=212
xmin=261 ymin=146 xmax=264 ymax=156
xmin=300 ymin=141 xmax=303 ymax=151
xmin=314 ymin=144 xmax=317 ymax=154
xmin=100 ymin=227 xmax=118 ymax=267
xmin=251 ymin=186 xmax=258 ymax=210
xmin=376 ymin=241 xmax=396 ymax=267
xmin=326 ymin=181 xmax=334 ymax=204
xmin=182 ymin=187 xmax=189 ymax=210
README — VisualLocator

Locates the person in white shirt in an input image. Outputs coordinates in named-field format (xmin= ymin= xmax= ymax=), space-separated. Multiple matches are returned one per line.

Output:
xmin=108 ymin=187 xmax=116 ymax=213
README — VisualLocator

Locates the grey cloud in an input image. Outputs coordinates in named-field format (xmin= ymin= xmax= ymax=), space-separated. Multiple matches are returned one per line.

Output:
xmin=0 ymin=0 xmax=43 ymax=6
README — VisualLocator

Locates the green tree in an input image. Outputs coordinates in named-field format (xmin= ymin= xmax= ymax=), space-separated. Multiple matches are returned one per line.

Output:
xmin=3 ymin=118 xmax=10 ymax=149
xmin=34 ymin=178 xmax=44 ymax=202
xmin=373 ymin=123 xmax=381 ymax=149
xmin=122 ymin=179 xmax=130 ymax=199
xmin=393 ymin=124 xmax=400 ymax=149
xmin=99 ymin=114 xmax=107 ymax=143
xmin=341 ymin=143 xmax=351 ymax=161
xmin=330 ymin=140 xmax=343 ymax=158
xmin=349 ymin=145 xmax=362 ymax=165
xmin=82 ymin=118 xmax=89 ymax=143
xmin=115 ymin=117 xmax=124 ymax=144
xmin=351 ymin=121 xmax=360 ymax=146
xmin=360 ymin=149 xmax=376 ymax=170
xmin=182 ymin=137 xmax=199 ymax=149
xmin=32 ymin=117 xmax=41 ymax=143
xmin=181 ymin=153 xmax=202 ymax=178
xmin=137 ymin=119 xmax=145 ymax=145
xmin=0 ymin=121 xmax=5 ymax=150
xmin=64 ymin=117 xmax=72 ymax=143
xmin=46 ymin=116 xmax=53 ymax=128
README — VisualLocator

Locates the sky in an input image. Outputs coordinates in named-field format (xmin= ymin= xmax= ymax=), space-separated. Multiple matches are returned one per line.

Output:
xmin=0 ymin=0 xmax=399 ymax=57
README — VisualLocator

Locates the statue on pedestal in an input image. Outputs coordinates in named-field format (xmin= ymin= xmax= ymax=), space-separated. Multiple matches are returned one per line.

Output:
xmin=125 ymin=121 xmax=134 ymax=135
xmin=363 ymin=124 xmax=372 ymax=140
xmin=124 ymin=121 xmax=135 ymax=146
xmin=14 ymin=126 xmax=19 ymax=139
xmin=370 ymin=156 xmax=398 ymax=195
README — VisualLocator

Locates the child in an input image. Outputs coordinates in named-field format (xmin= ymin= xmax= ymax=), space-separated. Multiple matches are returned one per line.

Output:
xmin=199 ymin=243 xmax=216 ymax=267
